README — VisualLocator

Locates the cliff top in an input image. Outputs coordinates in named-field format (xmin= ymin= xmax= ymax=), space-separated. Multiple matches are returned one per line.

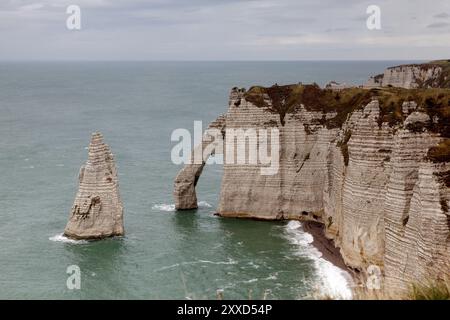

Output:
xmin=388 ymin=59 xmax=450 ymax=69
xmin=387 ymin=60 xmax=450 ymax=88
xmin=243 ymin=84 xmax=450 ymax=135
xmin=243 ymin=83 xmax=450 ymax=163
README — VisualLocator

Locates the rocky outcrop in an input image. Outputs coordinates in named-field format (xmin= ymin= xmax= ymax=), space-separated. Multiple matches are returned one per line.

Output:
xmin=365 ymin=60 xmax=450 ymax=89
xmin=64 ymin=132 xmax=124 ymax=240
xmin=174 ymin=84 xmax=450 ymax=295
xmin=364 ymin=74 xmax=384 ymax=88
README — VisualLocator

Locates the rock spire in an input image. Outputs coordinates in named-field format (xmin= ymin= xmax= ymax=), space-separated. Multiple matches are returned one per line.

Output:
xmin=64 ymin=132 xmax=124 ymax=239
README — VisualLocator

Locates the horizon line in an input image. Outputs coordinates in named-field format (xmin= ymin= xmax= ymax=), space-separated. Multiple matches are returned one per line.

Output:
xmin=0 ymin=59 xmax=431 ymax=63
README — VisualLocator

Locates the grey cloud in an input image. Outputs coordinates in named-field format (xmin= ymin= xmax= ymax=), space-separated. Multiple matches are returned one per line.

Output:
xmin=324 ymin=27 xmax=350 ymax=33
xmin=433 ymin=12 xmax=449 ymax=19
xmin=0 ymin=0 xmax=450 ymax=60
xmin=426 ymin=22 xmax=450 ymax=28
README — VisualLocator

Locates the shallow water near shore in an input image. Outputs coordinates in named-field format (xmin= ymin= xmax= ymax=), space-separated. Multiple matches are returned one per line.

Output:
xmin=0 ymin=61 xmax=409 ymax=299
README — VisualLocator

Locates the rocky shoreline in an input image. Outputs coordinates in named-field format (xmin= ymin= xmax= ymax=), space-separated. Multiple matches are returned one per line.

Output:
xmin=302 ymin=221 xmax=349 ymax=273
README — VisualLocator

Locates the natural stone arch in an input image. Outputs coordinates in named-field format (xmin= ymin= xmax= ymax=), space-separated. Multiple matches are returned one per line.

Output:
xmin=173 ymin=115 xmax=226 ymax=210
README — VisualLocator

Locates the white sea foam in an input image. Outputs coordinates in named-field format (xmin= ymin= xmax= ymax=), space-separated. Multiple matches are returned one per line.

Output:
xmin=197 ymin=201 xmax=212 ymax=207
xmin=264 ymin=273 xmax=278 ymax=280
xmin=284 ymin=221 xmax=353 ymax=299
xmin=286 ymin=220 xmax=302 ymax=230
xmin=247 ymin=261 xmax=260 ymax=269
xmin=197 ymin=258 xmax=237 ymax=265
xmin=152 ymin=203 xmax=176 ymax=212
xmin=243 ymin=278 xmax=258 ymax=284
xmin=49 ymin=233 xmax=88 ymax=244
xmin=314 ymin=257 xmax=353 ymax=299
xmin=152 ymin=201 xmax=213 ymax=212
xmin=155 ymin=258 xmax=237 ymax=272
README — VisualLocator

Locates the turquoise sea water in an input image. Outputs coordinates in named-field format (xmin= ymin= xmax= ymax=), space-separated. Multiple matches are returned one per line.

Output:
xmin=0 ymin=61 xmax=411 ymax=299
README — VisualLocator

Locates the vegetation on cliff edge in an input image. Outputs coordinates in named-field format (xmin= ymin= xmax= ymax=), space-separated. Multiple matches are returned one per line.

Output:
xmin=244 ymin=84 xmax=449 ymax=132
xmin=337 ymin=130 xmax=352 ymax=166
xmin=356 ymin=279 xmax=450 ymax=300
xmin=244 ymin=84 xmax=450 ymax=163
xmin=427 ymin=139 xmax=450 ymax=163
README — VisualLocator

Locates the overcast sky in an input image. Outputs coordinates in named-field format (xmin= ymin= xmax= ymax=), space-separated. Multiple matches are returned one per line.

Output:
xmin=1 ymin=0 xmax=450 ymax=60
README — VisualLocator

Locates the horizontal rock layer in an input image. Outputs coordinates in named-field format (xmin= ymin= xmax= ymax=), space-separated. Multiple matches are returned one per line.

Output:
xmin=365 ymin=61 xmax=450 ymax=89
xmin=174 ymin=86 xmax=450 ymax=295
xmin=64 ymin=132 xmax=124 ymax=239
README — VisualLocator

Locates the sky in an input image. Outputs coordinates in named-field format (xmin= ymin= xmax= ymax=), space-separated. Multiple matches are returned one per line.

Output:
xmin=0 ymin=0 xmax=450 ymax=60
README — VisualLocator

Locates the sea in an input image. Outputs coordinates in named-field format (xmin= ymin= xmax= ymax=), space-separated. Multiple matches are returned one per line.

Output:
xmin=0 ymin=61 xmax=413 ymax=299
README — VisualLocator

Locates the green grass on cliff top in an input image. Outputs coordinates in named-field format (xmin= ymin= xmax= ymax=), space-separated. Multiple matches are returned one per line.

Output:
xmin=244 ymin=84 xmax=450 ymax=163
xmin=244 ymin=84 xmax=450 ymax=133
xmin=430 ymin=59 xmax=450 ymax=64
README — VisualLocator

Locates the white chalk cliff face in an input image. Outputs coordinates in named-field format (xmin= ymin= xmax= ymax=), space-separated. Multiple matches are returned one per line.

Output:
xmin=64 ymin=132 xmax=124 ymax=240
xmin=174 ymin=85 xmax=450 ymax=295
xmin=365 ymin=61 xmax=450 ymax=89
xmin=381 ymin=65 xmax=443 ymax=89
xmin=218 ymin=89 xmax=336 ymax=220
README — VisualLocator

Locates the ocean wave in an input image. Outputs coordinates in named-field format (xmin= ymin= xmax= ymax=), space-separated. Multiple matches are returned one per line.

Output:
xmin=247 ymin=261 xmax=260 ymax=269
xmin=197 ymin=258 xmax=237 ymax=265
xmin=264 ymin=273 xmax=278 ymax=281
xmin=49 ymin=233 xmax=88 ymax=244
xmin=242 ymin=278 xmax=258 ymax=284
xmin=283 ymin=221 xmax=353 ymax=299
xmin=314 ymin=257 xmax=353 ymax=300
xmin=285 ymin=221 xmax=315 ymax=248
xmin=155 ymin=258 xmax=237 ymax=272
xmin=152 ymin=201 xmax=213 ymax=212
xmin=286 ymin=220 xmax=302 ymax=230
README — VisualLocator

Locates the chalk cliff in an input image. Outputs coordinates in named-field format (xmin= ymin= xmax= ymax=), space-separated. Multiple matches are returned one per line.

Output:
xmin=365 ymin=60 xmax=450 ymax=89
xmin=174 ymin=83 xmax=450 ymax=295
xmin=64 ymin=132 xmax=124 ymax=240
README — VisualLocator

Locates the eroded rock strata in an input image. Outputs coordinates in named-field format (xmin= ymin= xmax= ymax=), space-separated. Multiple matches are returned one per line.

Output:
xmin=174 ymin=82 xmax=450 ymax=295
xmin=365 ymin=60 xmax=450 ymax=89
xmin=64 ymin=132 xmax=124 ymax=240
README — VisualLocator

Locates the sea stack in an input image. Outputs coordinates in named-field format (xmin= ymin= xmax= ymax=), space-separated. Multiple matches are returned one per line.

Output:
xmin=64 ymin=132 xmax=124 ymax=240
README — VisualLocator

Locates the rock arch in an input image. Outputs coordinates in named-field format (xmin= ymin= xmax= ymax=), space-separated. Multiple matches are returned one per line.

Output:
xmin=173 ymin=115 xmax=226 ymax=210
